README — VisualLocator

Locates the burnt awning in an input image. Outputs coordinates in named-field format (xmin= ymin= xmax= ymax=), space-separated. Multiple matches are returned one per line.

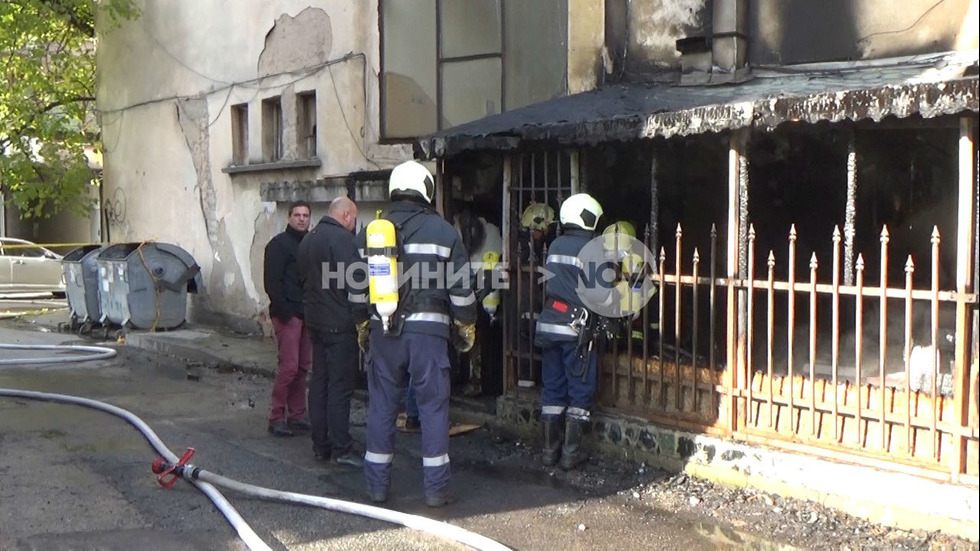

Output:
xmin=415 ymin=52 xmax=979 ymax=160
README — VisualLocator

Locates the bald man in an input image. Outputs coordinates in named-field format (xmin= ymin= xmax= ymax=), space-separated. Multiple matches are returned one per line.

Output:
xmin=297 ymin=196 xmax=364 ymax=467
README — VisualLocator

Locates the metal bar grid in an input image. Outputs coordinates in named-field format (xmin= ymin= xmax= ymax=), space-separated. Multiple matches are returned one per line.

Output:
xmin=592 ymin=220 xmax=976 ymax=479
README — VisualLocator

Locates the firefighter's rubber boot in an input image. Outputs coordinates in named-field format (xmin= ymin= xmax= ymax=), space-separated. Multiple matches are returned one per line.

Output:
xmin=558 ymin=416 xmax=589 ymax=471
xmin=541 ymin=414 xmax=564 ymax=467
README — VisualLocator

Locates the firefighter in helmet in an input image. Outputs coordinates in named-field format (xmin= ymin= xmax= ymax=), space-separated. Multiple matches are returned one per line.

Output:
xmin=351 ymin=160 xmax=478 ymax=507
xmin=534 ymin=193 xmax=613 ymax=470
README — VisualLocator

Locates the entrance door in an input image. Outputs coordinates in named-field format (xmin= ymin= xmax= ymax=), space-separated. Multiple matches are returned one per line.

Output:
xmin=503 ymin=150 xmax=577 ymax=391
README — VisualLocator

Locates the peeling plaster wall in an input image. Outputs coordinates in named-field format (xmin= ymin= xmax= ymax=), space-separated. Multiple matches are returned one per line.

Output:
xmin=627 ymin=0 xmax=709 ymax=70
xmin=96 ymin=1 xmax=407 ymax=335
xmin=567 ymin=0 xmax=606 ymax=94
xmin=258 ymin=8 xmax=333 ymax=77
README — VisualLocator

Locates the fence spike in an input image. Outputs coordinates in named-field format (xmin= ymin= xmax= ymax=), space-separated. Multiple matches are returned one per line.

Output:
xmin=767 ymin=250 xmax=775 ymax=268
xmin=676 ymin=223 xmax=683 ymax=238
xmin=789 ymin=224 xmax=797 ymax=241
xmin=905 ymin=255 xmax=914 ymax=272
xmin=856 ymin=253 xmax=865 ymax=271
xmin=693 ymin=248 xmax=700 ymax=263
xmin=832 ymin=225 xmax=841 ymax=242
xmin=748 ymin=224 xmax=756 ymax=240
xmin=809 ymin=252 xmax=818 ymax=269
xmin=880 ymin=225 xmax=890 ymax=242
xmin=660 ymin=247 xmax=666 ymax=263
xmin=710 ymin=223 xmax=717 ymax=238
xmin=931 ymin=225 xmax=941 ymax=244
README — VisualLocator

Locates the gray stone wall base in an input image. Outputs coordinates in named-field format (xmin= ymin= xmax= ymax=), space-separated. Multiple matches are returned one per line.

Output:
xmin=496 ymin=394 xmax=980 ymax=541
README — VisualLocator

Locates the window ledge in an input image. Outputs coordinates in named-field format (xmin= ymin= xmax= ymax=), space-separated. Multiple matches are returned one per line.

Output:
xmin=222 ymin=158 xmax=321 ymax=174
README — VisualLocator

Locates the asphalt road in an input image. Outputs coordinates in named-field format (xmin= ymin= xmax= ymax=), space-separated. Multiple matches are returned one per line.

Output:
xmin=0 ymin=324 xmax=781 ymax=550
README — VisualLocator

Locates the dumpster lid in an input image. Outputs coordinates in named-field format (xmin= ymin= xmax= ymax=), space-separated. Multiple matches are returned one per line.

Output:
xmin=151 ymin=243 xmax=203 ymax=293
xmin=99 ymin=243 xmax=141 ymax=260
xmin=63 ymin=245 xmax=103 ymax=262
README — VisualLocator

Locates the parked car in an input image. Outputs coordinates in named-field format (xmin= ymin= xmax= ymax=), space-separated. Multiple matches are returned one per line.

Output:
xmin=0 ymin=237 xmax=66 ymax=295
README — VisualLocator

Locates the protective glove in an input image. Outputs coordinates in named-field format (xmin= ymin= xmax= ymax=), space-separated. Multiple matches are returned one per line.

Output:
xmin=452 ymin=320 xmax=476 ymax=353
xmin=356 ymin=320 xmax=371 ymax=354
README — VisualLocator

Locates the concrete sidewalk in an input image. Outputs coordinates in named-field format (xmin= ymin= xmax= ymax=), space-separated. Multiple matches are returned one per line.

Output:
xmin=4 ymin=305 xmax=496 ymax=419
xmin=9 ymin=308 xmax=281 ymax=377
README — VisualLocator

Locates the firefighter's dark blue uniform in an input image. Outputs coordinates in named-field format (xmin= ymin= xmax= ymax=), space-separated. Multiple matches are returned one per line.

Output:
xmin=534 ymin=228 xmax=612 ymax=421
xmin=352 ymin=201 xmax=477 ymax=502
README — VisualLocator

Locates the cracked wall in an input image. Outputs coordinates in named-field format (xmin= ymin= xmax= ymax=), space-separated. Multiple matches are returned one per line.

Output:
xmin=97 ymin=2 xmax=389 ymax=336
xmin=627 ymin=0 xmax=708 ymax=70
xmin=258 ymin=8 xmax=333 ymax=77
xmin=174 ymin=97 xmax=258 ymax=333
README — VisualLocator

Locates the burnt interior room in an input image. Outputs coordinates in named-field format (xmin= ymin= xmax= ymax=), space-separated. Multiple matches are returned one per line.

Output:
xmin=745 ymin=119 xmax=965 ymax=378
xmin=442 ymin=151 xmax=506 ymax=397
xmin=583 ymin=136 xmax=729 ymax=363
xmin=853 ymin=119 xmax=961 ymax=291
xmin=444 ymin=151 xmax=505 ymax=228
xmin=583 ymin=135 xmax=729 ymax=262
xmin=748 ymin=123 xmax=849 ymax=281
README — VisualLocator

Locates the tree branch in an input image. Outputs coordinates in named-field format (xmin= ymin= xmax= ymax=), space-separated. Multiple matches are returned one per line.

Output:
xmin=43 ymin=96 xmax=95 ymax=113
xmin=41 ymin=0 xmax=95 ymax=37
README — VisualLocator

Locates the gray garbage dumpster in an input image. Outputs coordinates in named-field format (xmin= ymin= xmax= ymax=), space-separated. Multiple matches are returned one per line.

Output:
xmin=62 ymin=244 xmax=106 ymax=328
xmin=96 ymin=242 xmax=202 ymax=331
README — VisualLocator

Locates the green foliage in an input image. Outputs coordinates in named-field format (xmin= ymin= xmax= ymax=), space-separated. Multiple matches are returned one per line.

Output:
xmin=0 ymin=0 xmax=139 ymax=219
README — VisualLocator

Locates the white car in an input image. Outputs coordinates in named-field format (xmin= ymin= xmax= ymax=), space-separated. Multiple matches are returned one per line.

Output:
xmin=0 ymin=237 xmax=66 ymax=295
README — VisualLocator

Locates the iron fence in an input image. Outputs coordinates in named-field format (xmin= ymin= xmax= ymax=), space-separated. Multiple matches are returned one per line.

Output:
xmin=505 ymin=208 xmax=979 ymax=482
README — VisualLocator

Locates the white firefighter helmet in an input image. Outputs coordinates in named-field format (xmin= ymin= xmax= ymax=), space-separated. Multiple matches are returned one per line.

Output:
xmin=389 ymin=160 xmax=435 ymax=203
xmin=559 ymin=193 xmax=603 ymax=231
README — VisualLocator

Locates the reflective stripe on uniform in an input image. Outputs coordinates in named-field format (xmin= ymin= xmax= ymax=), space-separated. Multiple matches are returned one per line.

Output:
xmin=567 ymin=407 xmax=590 ymax=420
xmin=358 ymin=248 xmax=366 ymax=258
xmin=406 ymin=312 xmax=451 ymax=325
xmin=542 ymin=405 xmax=566 ymax=415
xmin=547 ymin=254 xmax=583 ymax=269
xmin=422 ymin=454 xmax=450 ymax=467
xmin=536 ymin=322 xmax=579 ymax=336
xmin=365 ymin=451 xmax=394 ymax=464
xmin=404 ymin=243 xmax=451 ymax=259
xmin=450 ymin=292 xmax=476 ymax=306
xmin=348 ymin=293 xmax=367 ymax=303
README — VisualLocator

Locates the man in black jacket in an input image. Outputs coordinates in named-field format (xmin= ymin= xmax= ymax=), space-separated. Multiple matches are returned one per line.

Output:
xmin=264 ymin=201 xmax=312 ymax=437
xmin=297 ymin=196 xmax=363 ymax=467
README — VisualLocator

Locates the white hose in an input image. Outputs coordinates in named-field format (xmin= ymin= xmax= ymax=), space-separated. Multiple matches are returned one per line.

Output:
xmin=0 ymin=388 xmax=512 ymax=550
xmin=167 ymin=464 xmax=512 ymax=551
xmin=0 ymin=388 xmax=272 ymax=551
xmin=0 ymin=343 xmax=118 ymax=365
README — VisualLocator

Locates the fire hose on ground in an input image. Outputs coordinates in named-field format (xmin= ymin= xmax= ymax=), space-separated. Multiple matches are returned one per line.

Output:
xmin=0 ymin=343 xmax=511 ymax=551
xmin=0 ymin=343 xmax=118 ymax=365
